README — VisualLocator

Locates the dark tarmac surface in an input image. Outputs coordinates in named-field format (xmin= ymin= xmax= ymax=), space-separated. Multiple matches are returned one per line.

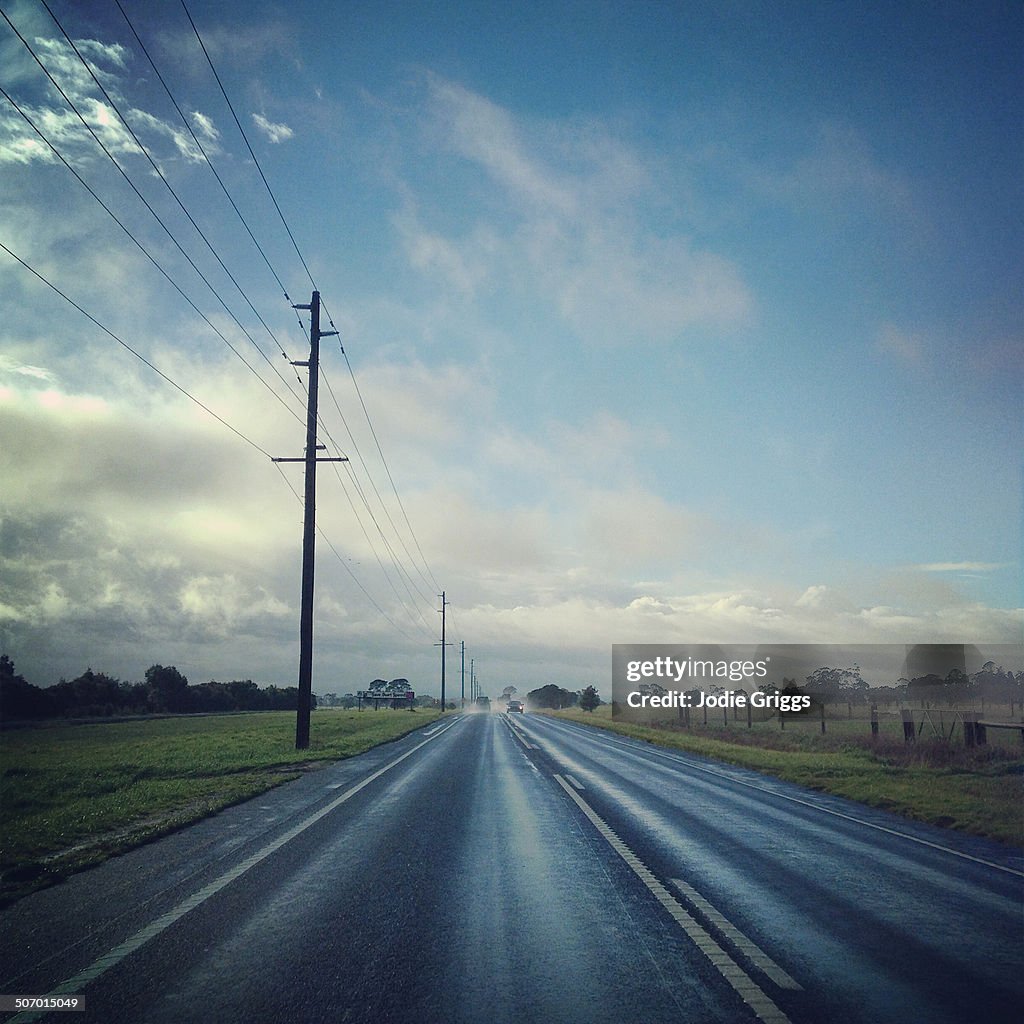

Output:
xmin=1 ymin=712 xmax=1021 ymax=1023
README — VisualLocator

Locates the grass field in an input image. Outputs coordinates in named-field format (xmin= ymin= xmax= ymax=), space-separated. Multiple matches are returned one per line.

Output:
xmin=0 ymin=708 xmax=441 ymax=906
xmin=546 ymin=705 xmax=1024 ymax=848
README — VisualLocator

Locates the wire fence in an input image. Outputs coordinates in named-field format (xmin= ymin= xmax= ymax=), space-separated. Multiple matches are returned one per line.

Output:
xmin=630 ymin=700 xmax=1024 ymax=749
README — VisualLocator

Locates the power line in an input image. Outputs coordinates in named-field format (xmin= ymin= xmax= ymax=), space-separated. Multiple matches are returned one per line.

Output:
xmin=173 ymin=2 xmax=442 ymax=610
xmin=111 ymin=0 xmax=303 ymax=390
xmin=2 ymin=7 xmax=445 ymax=662
xmin=0 ymin=83 xmax=303 ymax=429
xmin=319 ymin=362 xmax=437 ymax=611
xmin=325 ymin=458 xmax=437 ymax=640
xmin=3 ymin=235 xmax=425 ymax=647
xmin=181 ymin=0 xmax=318 ymax=291
xmin=93 ymin=3 xmax=440 ymax=645
xmin=34 ymin=0 xmax=308 ymax=410
xmin=0 ymin=239 xmax=272 ymax=459
xmin=338 ymin=344 xmax=442 ymax=594
xmin=272 ymin=463 xmax=424 ymax=643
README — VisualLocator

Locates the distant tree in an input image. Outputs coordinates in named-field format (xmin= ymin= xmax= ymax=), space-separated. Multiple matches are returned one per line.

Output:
xmin=804 ymin=665 xmax=869 ymax=703
xmin=227 ymin=678 xmax=260 ymax=709
xmin=191 ymin=680 xmax=234 ymax=712
xmin=145 ymin=665 xmax=189 ymax=712
xmin=905 ymin=673 xmax=944 ymax=704
xmin=501 ymin=685 xmax=518 ymax=701
xmin=944 ymin=668 xmax=973 ymax=703
xmin=0 ymin=655 xmax=54 ymax=719
xmin=50 ymin=669 xmax=124 ymax=716
xmin=527 ymin=683 xmax=577 ymax=709
xmin=973 ymin=662 xmax=1019 ymax=704
xmin=579 ymin=685 xmax=601 ymax=712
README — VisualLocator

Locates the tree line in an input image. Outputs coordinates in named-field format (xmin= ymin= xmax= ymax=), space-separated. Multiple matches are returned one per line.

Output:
xmin=789 ymin=661 xmax=1022 ymax=705
xmin=0 ymin=656 xmax=307 ymax=720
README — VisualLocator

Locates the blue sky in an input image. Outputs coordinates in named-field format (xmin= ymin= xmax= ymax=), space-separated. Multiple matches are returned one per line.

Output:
xmin=1 ymin=0 xmax=1021 ymax=697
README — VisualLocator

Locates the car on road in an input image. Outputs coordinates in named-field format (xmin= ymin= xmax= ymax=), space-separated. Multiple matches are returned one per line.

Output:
xmin=506 ymin=699 xmax=525 ymax=713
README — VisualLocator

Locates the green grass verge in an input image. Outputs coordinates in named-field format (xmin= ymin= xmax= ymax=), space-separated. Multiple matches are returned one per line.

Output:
xmin=0 ymin=708 xmax=442 ymax=905
xmin=545 ymin=706 xmax=1024 ymax=849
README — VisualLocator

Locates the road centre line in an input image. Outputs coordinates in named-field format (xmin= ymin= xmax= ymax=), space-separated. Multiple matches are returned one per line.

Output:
xmin=7 ymin=717 xmax=463 ymax=1024
xmin=564 ymin=774 xmax=585 ymax=790
xmin=541 ymin=719 xmax=1024 ymax=879
xmin=553 ymin=774 xmax=794 ymax=1024
xmin=668 ymin=879 xmax=801 ymax=990
xmin=504 ymin=719 xmax=536 ymax=749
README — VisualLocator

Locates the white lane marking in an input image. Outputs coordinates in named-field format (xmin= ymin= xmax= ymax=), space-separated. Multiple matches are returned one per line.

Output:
xmin=668 ymin=879 xmax=801 ymax=990
xmin=8 ymin=718 xmax=463 ymax=1024
xmin=541 ymin=718 xmax=1024 ymax=879
xmin=504 ymin=719 xmax=537 ymax=750
xmin=564 ymin=774 xmax=585 ymax=791
xmin=553 ymin=774 xmax=794 ymax=1024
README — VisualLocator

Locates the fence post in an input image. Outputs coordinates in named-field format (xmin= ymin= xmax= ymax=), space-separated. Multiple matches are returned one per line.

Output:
xmin=901 ymin=708 xmax=915 ymax=743
xmin=747 ymin=701 xmax=752 ymax=729
xmin=975 ymin=719 xmax=987 ymax=745
xmin=870 ymin=704 xmax=879 ymax=740
xmin=963 ymin=712 xmax=976 ymax=748
xmin=820 ymin=702 xmax=826 ymax=734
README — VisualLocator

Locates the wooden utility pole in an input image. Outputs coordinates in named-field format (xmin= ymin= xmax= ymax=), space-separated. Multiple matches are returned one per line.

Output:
xmin=460 ymin=640 xmax=465 ymax=709
xmin=436 ymin=591 xmax=449 ymax=711
xmin=273 ymin=291 xmax=345 ymax=749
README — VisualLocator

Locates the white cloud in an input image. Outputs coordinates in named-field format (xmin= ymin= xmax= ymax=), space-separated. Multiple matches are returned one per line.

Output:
xmin=191 ymin=110 xmax=219 ymax=142
xmin=252 ymin=113 xmax=293 ymax=143
xmin=742 ymin=122 xmax=913 ymax=214
xmin=795 ymin=584 xmax=829 ymax=608
xmin=427 ymin=76 xmax=579 ymax=215
xmin=0 ymin=356 xmax=56 ymax=383
xmin=0 ymin=32 xmax=217 ymax=170
xmin=413 ymin=74 xmax=754 ymax=344
xmin=393 ymin=206 xmax=493 ymax=296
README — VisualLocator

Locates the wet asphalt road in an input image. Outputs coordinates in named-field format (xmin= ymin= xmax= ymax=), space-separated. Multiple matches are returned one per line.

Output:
xmin=1 ymin=711 xmax=1021 ymax=1024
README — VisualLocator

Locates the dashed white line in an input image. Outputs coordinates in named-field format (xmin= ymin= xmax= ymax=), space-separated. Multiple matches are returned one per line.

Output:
xmin=669 ymin=878 xmax=801 ymax=990
xmin=505 ymin=720 xmax=537 ymax=749
xmin=553 ymin=773 xmax=795 ymax=1024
